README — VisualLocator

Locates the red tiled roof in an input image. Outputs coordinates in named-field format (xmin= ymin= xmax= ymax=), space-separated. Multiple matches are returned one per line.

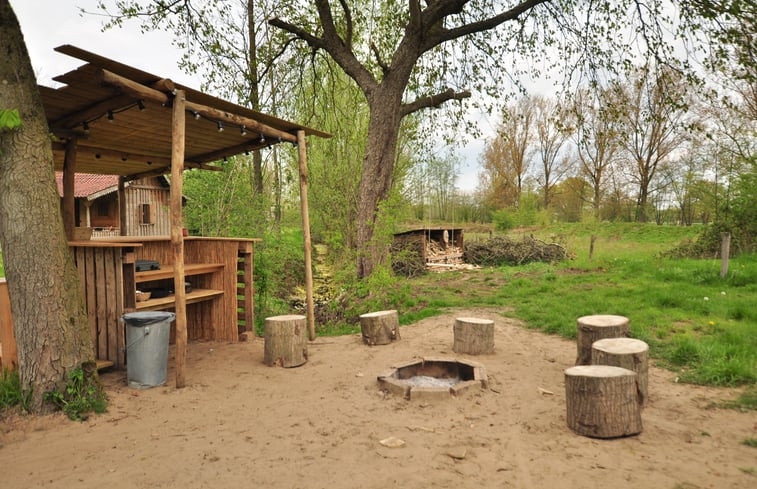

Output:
xmin=55 ymin=172 xmax=119 ymax=198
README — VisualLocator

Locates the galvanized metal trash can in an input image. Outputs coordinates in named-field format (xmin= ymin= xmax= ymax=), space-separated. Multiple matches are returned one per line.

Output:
xmin=122 ymin=311 xmax=175 ymax=389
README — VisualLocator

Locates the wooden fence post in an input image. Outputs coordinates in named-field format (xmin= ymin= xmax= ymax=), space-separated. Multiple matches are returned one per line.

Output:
xmin=720 ymin=232 xmax=731 ymax=279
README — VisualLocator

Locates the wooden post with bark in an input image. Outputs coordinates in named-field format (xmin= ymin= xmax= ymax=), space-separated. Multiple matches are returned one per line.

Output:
xmin=170 ymin=90 xmax=188 ymax=388
xmin=576 ymin=315 xmax=629 ymax=365
xmin=62 ymin=137 xmax=77 ymax=240
xmin=592 ymin=338 xmax=649 ymax=405
xmin=297 ymin=130 xmax=316 ymax=341
xmin=264 ymin=315 xmax=308 ymax=367
xmin=453 ymin=317 xmax=494 ymax=355
xmin=720 ymin=232 xmax=730 ymax=279
xmin=359 ymin=310 xmax=400 ymax=346
xmin=565 ymin=365 xmax=642 ymax=438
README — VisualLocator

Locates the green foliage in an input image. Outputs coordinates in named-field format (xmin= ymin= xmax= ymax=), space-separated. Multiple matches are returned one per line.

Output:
xmin=0 ymin=109 xmax=22 ymax=131
xmin=0 ymin=368 xmax=29 ymax=411
xmin=742 ymin=438 xmax=757 ymax=448
xmin=45 ymin=365 xmax=107 ymax=421
xmin=491 ymin=209 xmax=515 ymax=232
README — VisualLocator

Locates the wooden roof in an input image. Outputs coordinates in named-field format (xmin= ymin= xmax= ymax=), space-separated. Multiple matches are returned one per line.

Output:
xmin=42 ymin=45 xmax=330 ymax=178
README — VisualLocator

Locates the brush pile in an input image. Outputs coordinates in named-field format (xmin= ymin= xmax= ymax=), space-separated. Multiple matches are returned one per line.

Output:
xmin=464 ymin=236 xmax=569 ymax=266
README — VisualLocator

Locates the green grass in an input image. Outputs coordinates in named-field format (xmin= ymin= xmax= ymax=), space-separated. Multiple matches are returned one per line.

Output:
xmin=344 ymin=222 xmax=756 ymax=388
xmin=743 ymin=438 xmax=757 ymax=448
xmin=0 ymin=368 xmax=27 ymax=411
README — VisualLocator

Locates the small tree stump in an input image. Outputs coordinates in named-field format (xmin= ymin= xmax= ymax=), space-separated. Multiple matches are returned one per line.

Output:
xmin=565 ymin=365 xmax=642 ymax=438
xmin=453 ymin=317 xmax=494 ymax=355
xmin=359 ymin=310 xmax=400 ymax=346
xmin=576 ymin=315 xmax=629 ymax=365
xmin=592 ymin=338 xmax=649 ymax=405
xmin=264 ymin=315 xmax=308 ymax=367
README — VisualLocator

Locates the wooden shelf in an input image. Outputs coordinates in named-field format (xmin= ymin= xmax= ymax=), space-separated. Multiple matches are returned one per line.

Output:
xmin=135 ymin=263 xmax=224 ymax=283
xmin=135 ymin=288 xmax=224 ymax=311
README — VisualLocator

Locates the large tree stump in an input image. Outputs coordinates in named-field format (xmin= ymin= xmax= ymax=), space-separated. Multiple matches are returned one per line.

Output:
xmin=453 ymin=317 xmax=494 ymax=354
xmin=359 ymin=310 xmax=400 ymax=346
xmin=576 ymin=315 xmax=629 ymax=365
xmin=565 ymin=365 xmax=642 ymax=438
xmin=264 ymin=315 xmax=308 ymax=367
xmin=592 ymin=338 xmax=649 ymax=405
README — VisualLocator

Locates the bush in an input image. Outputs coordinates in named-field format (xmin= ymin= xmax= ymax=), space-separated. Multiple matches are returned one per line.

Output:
xmin=491 ymin=209 xmax=515 ymax=232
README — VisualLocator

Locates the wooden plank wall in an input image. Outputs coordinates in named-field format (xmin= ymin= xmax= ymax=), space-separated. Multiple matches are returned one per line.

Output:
xmin=237 ymin=242 xmax=254 ymax=332
xmin=0 ymin=279 xmax=18 ymax=370
xmin=72 ymin=246 xmax=126 ymax=368
xmin=123 ymin=177 xmax=170 ymax=237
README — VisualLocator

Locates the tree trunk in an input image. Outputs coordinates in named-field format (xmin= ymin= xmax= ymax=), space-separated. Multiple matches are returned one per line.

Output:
xmin=0 ymin=1 xmax=93 ymax=412
xmin=575 ymin=314 xmax=629 ymax=365
xmin=453 ymin=317 xmax=494 ymax=355
xmin=355 ymin=95 xmax=403 ymax=278
xmin=263 ymin=315 xmax=308 ymax=367
xmin=565 ymin=365 xmax=642 ymax=438
xmin=359 ymin=310 xmax=400 ymax=346
xmin=247 ymin=0 xmax=264 ymax=196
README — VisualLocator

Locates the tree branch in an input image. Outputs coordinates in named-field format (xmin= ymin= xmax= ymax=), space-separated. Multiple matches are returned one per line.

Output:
xmin=337 ymin=0 xmax=353 ymax=51
xmin=422 ymin=0 xmax=550 ymax=51
xmin=370 ymin=42 xmax=390 ymax=76
xmin=401 ymin=88 xmax=471 ymax=116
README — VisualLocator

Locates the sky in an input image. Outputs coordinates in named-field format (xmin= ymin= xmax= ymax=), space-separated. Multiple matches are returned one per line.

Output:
xmin=10 ymin=0 xmax=499 ymax=192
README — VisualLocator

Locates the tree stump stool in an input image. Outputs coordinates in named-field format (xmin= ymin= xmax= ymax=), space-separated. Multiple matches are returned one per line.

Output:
xmin=592 ymin=338 xmax=649 ymax=405
xmin=565 ymin=365 xmax=642 ymax=438
xmin=576 ymin=315 xmax=629 ymax=365
xmin=263 ymin=315 xmax=308 ymax=367
xmin=453 ymin=317 xmax=494 ymax=355
xmin=359 ymin=310 xmax=400 ymax=346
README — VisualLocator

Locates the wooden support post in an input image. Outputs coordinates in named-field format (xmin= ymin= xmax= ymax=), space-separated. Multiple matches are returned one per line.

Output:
xmin=297 ymin=130 xmax=315 ymax=341
xmin=589 ymin=235 xmax=596 ymax=261
xmin=576 ymin=315 xmax=629 ymax=365
xmin=0 ymin=279 xmax=18 ymax=370
xmin=565 ymin=365 xmax=642 ymax=438
xmin=453 ymin=317 xmax=494 ymax=354
xmin=720 ymin=232 xmax=731 ymax=279
xmin=62 ymin=136 xmax=77 ymax=240
xmin=592 ymin=338 xmax=649 ymax=405
xmin=170 ymin=90 xmax=188 ymax=388
xmin=359 ymin=310 xmax=400 ymax=346
xmin=263 ymin=315 xmax=308 ymax=367
xmin=118 ymin=177 xmax=127 ymax=236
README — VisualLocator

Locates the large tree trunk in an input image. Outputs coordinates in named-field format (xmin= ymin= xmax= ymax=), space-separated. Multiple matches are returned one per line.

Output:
xmin=0 ymin=1 xmax=93 ymax=412
xmin=355 ymin=93 xmax=403 ymax=278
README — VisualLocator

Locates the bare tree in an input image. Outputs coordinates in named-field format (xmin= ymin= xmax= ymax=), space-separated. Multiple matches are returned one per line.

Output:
xmin=615 ymin=67 xmax=691 ymax=222
xmin=533 ymin=96 xmax=573 ymax=209
xmin=571 ymin=88 xmax=622 ymax=216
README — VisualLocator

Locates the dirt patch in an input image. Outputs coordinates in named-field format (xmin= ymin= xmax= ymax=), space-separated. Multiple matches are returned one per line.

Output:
xmin=1 ymin=308 xmax=755 ymax=488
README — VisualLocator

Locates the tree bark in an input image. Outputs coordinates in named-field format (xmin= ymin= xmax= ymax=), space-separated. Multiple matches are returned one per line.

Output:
xmin=263 ymin=315 xmax=308 ymax=367
xmin=359 ymin=310 xmax=400 ymax=346
xmin=575 ymin=314 xmax=629 ymax=365
xmin=565 ymin=365 xmax=642 ymax=438
xmin=0 ymin=1 xmax=93 ymax=412
xmin=591 ymin=338 xmax=649 ymax=405
xmin=453 ymin=317 xmax=494 ymax=355
xmin=355 ymin=93 xmax=404 ymax=278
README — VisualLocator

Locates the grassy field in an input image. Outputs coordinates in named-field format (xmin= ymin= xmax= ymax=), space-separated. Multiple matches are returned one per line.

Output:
xmin=341 ymin=222 xmax=756 ymax=390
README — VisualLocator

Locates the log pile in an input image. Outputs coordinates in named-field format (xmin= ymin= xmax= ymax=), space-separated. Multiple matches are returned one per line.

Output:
xmin=464 ymin=236 xmax=569 ymax=267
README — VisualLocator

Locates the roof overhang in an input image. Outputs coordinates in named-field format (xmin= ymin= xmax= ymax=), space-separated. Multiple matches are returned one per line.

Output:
xmin=42 ymin=45 xmax=330 ymax=179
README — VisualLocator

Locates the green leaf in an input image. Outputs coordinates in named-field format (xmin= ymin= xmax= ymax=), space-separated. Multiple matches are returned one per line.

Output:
xmin=0 ymin=109 xmax=22 ymax=131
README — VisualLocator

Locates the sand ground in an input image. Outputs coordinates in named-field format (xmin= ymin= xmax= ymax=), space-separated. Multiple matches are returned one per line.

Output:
xmin=1 ymin=308 xmax=755 ymax=488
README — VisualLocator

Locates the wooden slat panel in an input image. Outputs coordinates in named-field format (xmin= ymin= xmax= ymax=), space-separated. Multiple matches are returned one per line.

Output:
xmin=105 ymin=249 xmax=118 ymax=365
xmin=240 ymin=249 xmax=254 ymax=332
xmin=94 ymin=248 xmax=107 ymax=361
xmin=0 ymin=280 xmax=18 ymax=369
xmin=84 ymin=248 xmax=98 ymax=359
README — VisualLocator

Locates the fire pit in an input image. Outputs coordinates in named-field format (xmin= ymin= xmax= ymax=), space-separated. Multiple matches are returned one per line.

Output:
xmin=377 ymin=357 xmax=487 ymax=401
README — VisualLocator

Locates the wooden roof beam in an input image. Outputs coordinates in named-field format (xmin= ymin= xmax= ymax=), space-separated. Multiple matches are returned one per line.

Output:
xmin=191 ymin=140 xmax=277 ymax=164
xmin=51 ymin=93 xmax=136 ymax=130
xmin=98 ymin=69 xmax=298 ymax=143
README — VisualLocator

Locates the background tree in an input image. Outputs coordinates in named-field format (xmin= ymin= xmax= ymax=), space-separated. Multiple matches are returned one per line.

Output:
xmin=0 ymin=1 xmax=93 ymax=412
xmin=571 ymin=87 xmax=622 ymax=217
xmin=532 ymin=95 xmax=573 ymax=210
xmin=614 ymin=66 xmax=692 ymax=222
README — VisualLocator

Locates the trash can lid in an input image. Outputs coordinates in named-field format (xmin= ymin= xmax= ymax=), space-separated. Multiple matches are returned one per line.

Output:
xmin=121 ymin=311 xmax=176 ymax=326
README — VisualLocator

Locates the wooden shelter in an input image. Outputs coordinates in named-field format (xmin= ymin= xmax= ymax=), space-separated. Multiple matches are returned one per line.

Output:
xmin=35 ymin=45 xmax=328 ymax=387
